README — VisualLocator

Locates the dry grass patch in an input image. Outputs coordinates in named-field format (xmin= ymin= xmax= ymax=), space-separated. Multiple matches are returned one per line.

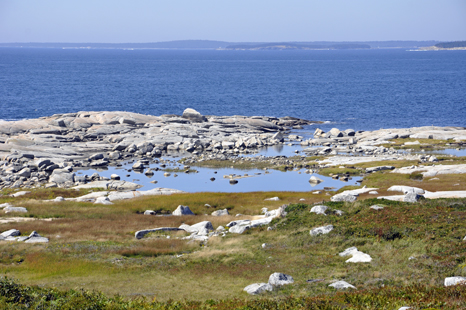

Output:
xmin=117 ymin=238 xmax=198 ymax=258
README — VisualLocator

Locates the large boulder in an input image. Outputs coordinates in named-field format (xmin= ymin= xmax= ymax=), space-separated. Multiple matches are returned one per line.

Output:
xmin=49 ymin=169 xmax=75 ymax=184
xmin=182 ymin=108 xmax=207 ymax=123
xmin=172 ymin=205 xmax=195 ymax=216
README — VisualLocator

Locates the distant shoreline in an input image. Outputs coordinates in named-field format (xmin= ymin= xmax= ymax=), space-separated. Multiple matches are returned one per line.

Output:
xmin=0 ymin=40 xmax=440 ymax=50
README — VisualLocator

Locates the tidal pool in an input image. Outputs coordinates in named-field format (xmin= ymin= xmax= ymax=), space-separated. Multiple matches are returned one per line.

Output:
xmin=77 ymin=159 xmax=360 ymax=193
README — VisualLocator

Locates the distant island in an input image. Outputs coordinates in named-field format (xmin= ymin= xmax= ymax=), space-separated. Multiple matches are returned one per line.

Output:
xmin=419 ymin=41 xmax=466 ymax=51
xmin=0 ymin=40 xmax=440 ymax=50
xmin=223 ymin=42 xmax=370 ymax=50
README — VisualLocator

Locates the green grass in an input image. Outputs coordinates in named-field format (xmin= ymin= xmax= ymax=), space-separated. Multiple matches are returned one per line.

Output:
xmin=2 ymin=187 xmax=466 ymax=304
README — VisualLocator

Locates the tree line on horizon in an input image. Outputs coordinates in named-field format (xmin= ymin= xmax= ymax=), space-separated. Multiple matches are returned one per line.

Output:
xmin=435 ymin=41 xmax=466 ymax=48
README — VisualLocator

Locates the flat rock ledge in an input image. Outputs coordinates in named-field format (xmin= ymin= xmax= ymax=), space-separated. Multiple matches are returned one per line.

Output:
xmin=0 ymin=110 xmax=316 ymax=189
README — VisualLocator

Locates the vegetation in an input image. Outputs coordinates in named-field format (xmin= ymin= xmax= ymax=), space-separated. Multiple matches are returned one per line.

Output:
xmin=379 ymin=138 xmax=457 ymax=150
xmin=1 ymin=276 xmax=466 ymax=309
xmin=434 ymin=41 xmax=466 ymax=49
xmin=2 ymin=150 xmax=466 ymax=307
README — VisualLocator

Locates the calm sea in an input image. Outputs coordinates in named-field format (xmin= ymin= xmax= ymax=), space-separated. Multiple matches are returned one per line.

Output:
xmin=1 ymin=48 xmax=465 ymax=131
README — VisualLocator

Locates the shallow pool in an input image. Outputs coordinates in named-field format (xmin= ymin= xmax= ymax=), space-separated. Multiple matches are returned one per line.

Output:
xmin=77 ymin=159 xmax=360 ymax=193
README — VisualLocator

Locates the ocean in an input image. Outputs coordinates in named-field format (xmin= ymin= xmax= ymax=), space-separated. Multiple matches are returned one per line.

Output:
xmin=1 ymin=48 xmax=465 ymax=131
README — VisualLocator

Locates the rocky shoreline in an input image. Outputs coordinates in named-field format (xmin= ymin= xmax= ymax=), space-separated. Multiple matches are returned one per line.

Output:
xmin=0 ymin=108 xmax=465 ymax=190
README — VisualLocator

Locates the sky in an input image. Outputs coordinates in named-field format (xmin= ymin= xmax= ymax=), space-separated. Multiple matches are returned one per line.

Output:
xmin=0 ymin=0 xmax=465 ymax=43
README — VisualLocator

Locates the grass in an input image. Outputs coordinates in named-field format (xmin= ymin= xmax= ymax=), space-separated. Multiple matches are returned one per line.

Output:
xmin=1 ymin=276 xmax=466 ymax=309
xmin=318 ymin=167 xmax=361 ymax=177
xmin=2 ymin=184 xmax=466 ymax=304
xmin=380 ymin=138 xmax=456 ymax=150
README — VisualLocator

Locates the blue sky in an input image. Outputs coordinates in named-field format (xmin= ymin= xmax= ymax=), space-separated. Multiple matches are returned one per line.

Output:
xmin=0 ymin=0 xmax=465 ymax=43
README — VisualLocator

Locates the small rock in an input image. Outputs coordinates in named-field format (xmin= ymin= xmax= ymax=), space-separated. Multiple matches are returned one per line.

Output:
xmin=310 ymin=205 xmax=327 ymax=215
xmin=132 ymin=162 xmax=144 ymax=170
xmin=309 ymin=176 xmax=323 ymax=184
xmin=346 ymin=251 xmax=372 ymax=263
xmin=24 ymin=231 xmax=49 ymax=243
xmin=268 ymin=272 xmax=294 ymax=286
xmin=444 ymin=276 xmax=466 ymax=287
xmin=243 ymin=283 xmax=273 ymax=295
xmin=10 ymin=191 xmax=31 ymax=198
xmin=334 ymin=210 xmax=344 ymax=216
xmin=264 ymin=197 xmax=280 ymax=201
xmin=94 ymin=197 xmax=113 ymax=205
xmin=331 ymin=193 xmax=357 ymax=202
xmin=329 ymin=280 xmax=355 ymax=289
xmin=211 ymin=209 xmax=229 ymax=216
xmin=4 ymin=206 xmax=28 ymax=213
xmin=144 ymin=210 xmax=156 ymax=215
xmin=339 ymin=247 xmax=358 ymax=257
xmin=172 ymin=205 xmax=195 ymax=216
xmin=370 ymin=205 xmax=384 ymax=210
xmin=310 ymin=225 xmax=333 ymax=236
